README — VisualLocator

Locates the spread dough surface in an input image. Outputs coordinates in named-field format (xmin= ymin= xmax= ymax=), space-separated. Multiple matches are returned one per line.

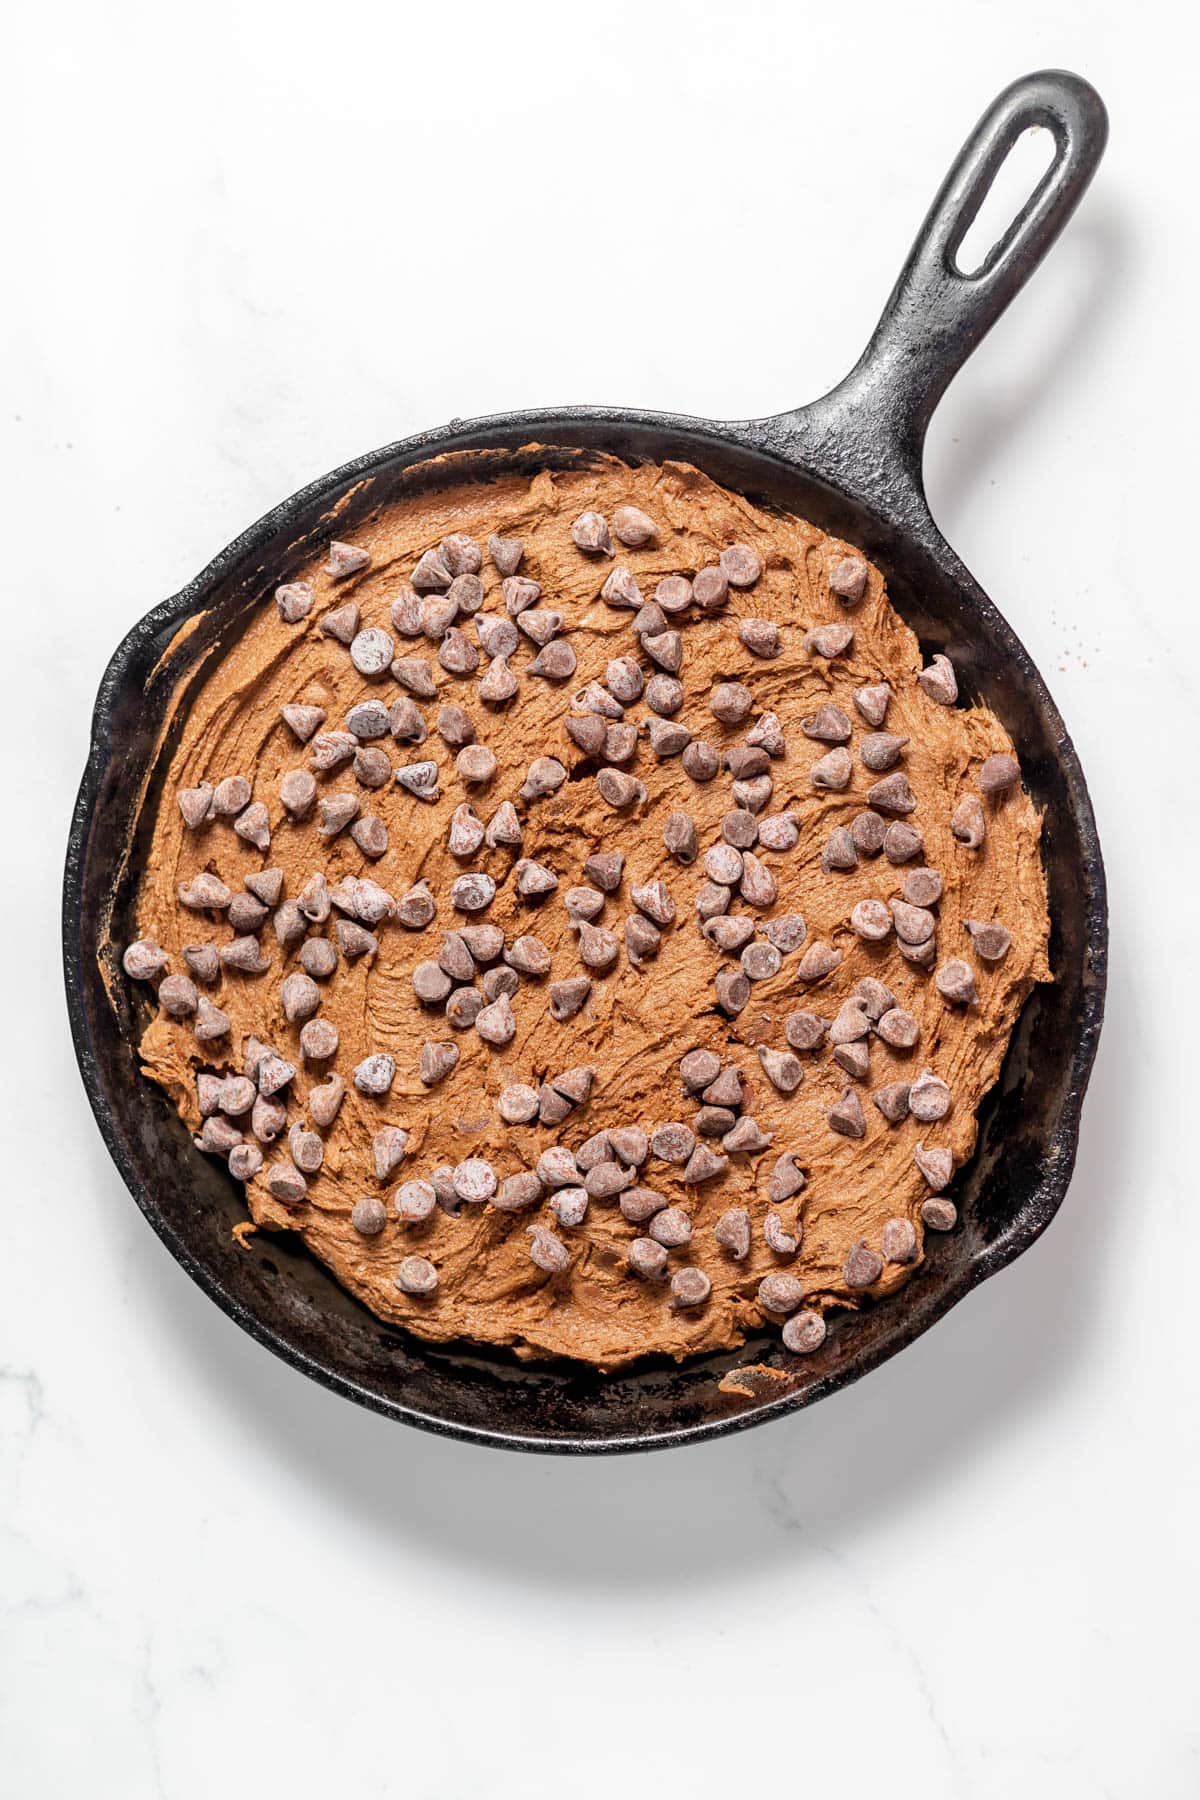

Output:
xmin=129 ymin=453 xmax=1050 ymax=1367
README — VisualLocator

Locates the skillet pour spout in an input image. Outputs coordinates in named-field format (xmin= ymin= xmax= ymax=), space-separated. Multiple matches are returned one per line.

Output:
xmin=64 ymin=69 xmax=1109 ymax=1453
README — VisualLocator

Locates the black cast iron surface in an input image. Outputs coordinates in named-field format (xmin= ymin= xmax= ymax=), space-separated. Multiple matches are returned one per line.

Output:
xmin=64 ymin=70 xmax=1109 ymax=1453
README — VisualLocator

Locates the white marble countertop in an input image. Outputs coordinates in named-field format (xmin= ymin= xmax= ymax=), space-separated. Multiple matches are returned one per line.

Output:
xmin=6 ymin=2 xmax=1198 ymax=1793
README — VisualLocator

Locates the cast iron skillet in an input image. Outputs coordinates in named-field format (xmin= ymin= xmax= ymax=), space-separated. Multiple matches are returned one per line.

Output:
xmin=64 ymin=69 xmax=1109 ymax=1454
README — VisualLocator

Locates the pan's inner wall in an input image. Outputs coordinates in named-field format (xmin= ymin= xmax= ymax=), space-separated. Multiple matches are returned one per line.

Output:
xmin=68 ymin=422 xmax=1101 ymax=1449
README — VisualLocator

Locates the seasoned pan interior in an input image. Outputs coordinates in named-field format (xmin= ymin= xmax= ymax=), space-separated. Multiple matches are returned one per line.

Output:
xmin=66 ymin=419 xmax=1104 ymax=1451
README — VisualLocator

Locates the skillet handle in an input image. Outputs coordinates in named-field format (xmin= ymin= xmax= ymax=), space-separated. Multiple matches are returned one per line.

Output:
xmin=767 ymin=70 xmax=1108 ymax=515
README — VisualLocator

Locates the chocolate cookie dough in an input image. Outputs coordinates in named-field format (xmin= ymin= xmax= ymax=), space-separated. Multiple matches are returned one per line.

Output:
xmin=121 ymin=453 xmax=1050 ymax=1368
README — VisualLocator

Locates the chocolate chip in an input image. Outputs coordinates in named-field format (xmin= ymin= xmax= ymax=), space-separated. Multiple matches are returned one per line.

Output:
xmin=440 ymin=627 xmax=481 ymax=677
xmin=584 ymin=1160 xmax=631 ymax=1200
xmin=596 ymin=565 xmax=641 ymax=610
xmin=801 ymin=704 xmax=851 ymax=744
xmin=648 ymin=1122 xmax=694 ymax=1166
xmin=446 ymin=988 xmax=483 ymax=1029
xmin=898 ymin=867 xmax=941 ymax=909
xmin=629 ymin=880 xmax=673 ymax=929
xmin=284 ymin=1120 xmax=324 ymax=1176
xmin=656 ymin=810 xmax=697 ymax=866
xmin=571 ymin=511 xmax=613 ymax=556
xmin=743 ymin=941 xmax=782 ymax=982
xmin=350 ymin=1053 xmax=393 ymax=1098
xmin=899 ymin=935 xmax=937 ymax=968
xmin=626 ymin=916 xmax=662 ymax=965
xmin=505 ymin=934 xmax=552 ymax=978
xmin=448 ymin=575 xmax=484 ymax=619
xmin=695 ymin=882 xmax=730 ymax=922
xmin=829 ymin=554 xmax=868 ymax=605
xmin=123 ymin=939 xmax=170 ymax=980
xmin=654 ymin=575 xmax=693 ymax=616
xmin=883 ymin=821 xmax=924 ymax=864
xmin=796 ymin=941 xmax=842 ymax=982
xmin=449 ymin=1158 xmax=495 ymax=1206
xmin=844 ymin=1241 xmax=883 ymax=1288
xmin=528 ymin=640 xmax=577 ymax=683
xmin=761 ymin=1212 xmax=798 ymax=1258
xmin=209 ymin=776 xmax=251 ymax=819
xmin=351 ymin=1197 xmax=387 ymax=1237
xmin=275 ymin=579 xmax=314 ymax=623
xmin=395 ymin=1255 xmax=439 ymax=1296
xmin=723 ymin=1116 xmax=772 ymax=1154
xmin=491 ymin=1170 xmax=542 ymax=1213
xmin=679 ymin=1048 xmax=720 ymax=1093
xmin=909 ymin=1069 xmax=952 ymax=1122
xmin=220 ymin=936 xmax=271 ymax=975
xmin=610 ymin=1126 xmax=649 ymax=1168
xmin=611 ymin=504 xmax=659 ymax=547
xmin=602 ymin=721 xmax=639 ymax=764
xmin=709 ymin=682 xmax=754 ymax=726
xmin=548 ymin=1187 xmax=588 ymax=1228
xmin=833 ymin=1041 xmax=871 ymax=1080
xmin=875 ymin=1008 xmax=918 ymax=1052
xmin=390 ymin=588 xmax=423 ymax=637
xmin=488 ymin=533 xmax=524 ymax=575
xmin=596 ymin=768 xmax=645 ymax=809
xmin=810 ymin=746 xmax=853 ymax=792
xmin=317 ymin=792 xmax=361 ymax=839
xmin=347 ymin=630 xmax=393 ymax=682
xmin=758 ymin=812 xmax=799 ymax=853
xmin=646 ymin=1207 xmax=690 ymax=1250
xmin=421 ymin=596 xmax=460 ymax=642
xmin=804 ymin=622 xmax=854 ymax=658
xmin=683 ymin=1144 xmax=728 ymax=1183
xmin=228 ymin=1143 xmax=263 ymax=1181
xmin=717 ymin=543 xmax=761 ymax=588
xmin=981 ymin=754 xmax=1023 ymax=799
xmin=714 ymin=1208 xmax=751 ymax=1259
xmin=921 ymin=1195 xmax=958 ymax=1232
xmin=935 ymin=958 xmax=978 ymax=1004
xmin=621 ymin=1186 xmax=668 ymax=1224
xmin=740 ymin=618 xmax=779 ymax=658
xmin=297 ymin=1017 xmax=336 ymax=1061
xmin=233 ymin=801 xmax=271 ymax=851
xmin=706 ymin=915 xmax=755 ymax=954
xmin=852 ymin=684 xmax=891 ymax=732
xmin=517 ymin=608 xmax=563 ymax=648
xmin=670 ymin=1267 xmax=711 ymax=1308
xmin=850 ymin=810 xmax=887 ymax=856
xmin=194 ymin=997 xmax=231 ymax=1041
xmin=782 ymin=1310 xmax=827 ymax=1353
xmin=564 ymin=887 xmax=604 ymax=924
xmin=732 ymin=774 xmax=773 ymax=814
xmin=629 ymin=1237 xmax=669 ymax=1281
xmin=157 ymin=974 xmax=197 ymax=1017
xmin=475 ymin=616 xmax=520 ymax=662
xmin=867 ymin=772 xmax=916 ymax=815
xmin=850 ymin=899 xmax=892 ymax=942
xmin=890 ymin=899 xmax=935 ymax=946
xmin=914 ymin=1143 xmax=954 ymax=1192
xmin=502 ymin=576 xmax=542 ymax=619
xmin=949 ymin=796 xmax=986 ymax=852
xmin=830 ymin=1000 xmax=872 ymax=1045
xmin=827 ymin=1087 xmax=865 ymax=1138
xmin=725 ymin=745 xmax=771 ymax=780
xmin=965 ymin=919 xmax=1012 ymax=961
xmin=643 ymin=627 xmax=683 ymax=673
xmin=918 ymin=654 xmax=958 ymax=705
xmin=682 ymin=741 xmax=720 ymax=783
xmin=741 ymin=853 xmax=778 ymax=910
xmin=306 ymin=1074 xmax=345 ymax=1129
xmin=278 ymin=970 xmax=318 ymax=1024
xmin=860 ymin=732 xmax=909 ymax=772
xmin=250 ymin=1090 xmax=286 ymax=1140
xmin=821 ymin=827 xmax=858 ymax=873
xmin=758 ymin=1272 xmax=805 ymax=1315
xmin=412 ymin=961 xmax=452 ymax=1006
xmin=349 ymin=816 xmax=388 ymax=860
xmin=321 ymin=602 xmax=361 ymax=649
xmin=353 ymin=747 xmax=392 ymax=789
xmin=264 ymin=1163 xmax=307 ymax=1207
xmin=176 ymin=784 xmax=213 ymax=829
xmin=872 ymin=1081 xmax=911 ymax=1123
xmin=784 ymin=1010 xmax=826 ymax=1051
xmin=281 ymin=703 xmax=326 ymax=743
xmin=520 ymin=757 xmax=567 ymax=802
xmin=692 ymin=566 xmax=729 ymax=611
xmin=641 ymin=674 xmax=681 ymax=718
xmin=448 ymin=873 xmax=495 ymax=915
xmin=649 ymin=722 xmax=693 ymax=762
xmin=478 ymin=656 xmax=517 ymax=705
xmin=533 ymin=1146 xmax=578 ymax=1192
xmin=476 ymin=993 xmax=517 ymax=1046
xmin=878 ymin=1218 xmax=917 ymax=1266
xmin=757 ymin=1045 xmax=803 ymax=1093
xmin=761 ymin=1156 xmax=803 ymax=1208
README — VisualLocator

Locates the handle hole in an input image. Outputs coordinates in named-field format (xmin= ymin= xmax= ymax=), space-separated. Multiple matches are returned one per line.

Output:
xmin=953 ymin=126 xmax=1057 ymax=276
